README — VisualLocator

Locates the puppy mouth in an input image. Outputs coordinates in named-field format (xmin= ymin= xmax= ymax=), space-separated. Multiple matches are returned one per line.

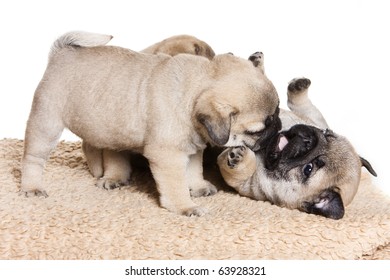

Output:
xmin=262 ymin=133 xmax=288 ymax=170
xmin=276 ymin=134 xmax=289 ymax=152
xmin=263 ymin=124 xmax=321 ymax=170
xmin=270 ymin=133 xmax=289 ymax=154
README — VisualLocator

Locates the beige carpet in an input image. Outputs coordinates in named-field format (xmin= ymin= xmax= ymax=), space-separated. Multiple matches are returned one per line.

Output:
xmin=0 ymin=139 xmax=389 ymax=260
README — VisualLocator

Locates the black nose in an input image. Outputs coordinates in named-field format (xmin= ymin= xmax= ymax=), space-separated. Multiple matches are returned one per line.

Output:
xmin=252 ymin=111 xmax=281 ymax=151
xmin=284 ymin=125 xmax=318 ymax=158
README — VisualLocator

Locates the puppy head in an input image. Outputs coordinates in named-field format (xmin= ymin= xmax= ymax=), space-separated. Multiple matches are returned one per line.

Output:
xmin=148 ymin=35 xmax=215 ymax=59
xmin=260 ymin=124 xmax=376 ymax=219
xmin=194 ymin=53 xmax=280 ymax=150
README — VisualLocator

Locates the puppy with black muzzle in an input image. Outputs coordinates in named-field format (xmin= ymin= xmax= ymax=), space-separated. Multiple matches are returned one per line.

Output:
xmin=21 ymin=31 xmax=281 ymax=216
xmin=218 ymin=58 xmax=376 ymax=219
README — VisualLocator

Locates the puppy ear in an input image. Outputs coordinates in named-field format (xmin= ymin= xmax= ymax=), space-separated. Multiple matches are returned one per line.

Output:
xmin=248 ymin=52 xmax=265 ymax=74
xmin=302 ymin=189 xmax=345 ymax=220
xmin=360 ymin=156 xmax=377 ymax=177
xmin=197 ymin=112 xmax=231 ymax=146
xmin=196 ymin=100 xmax=236 ymax=146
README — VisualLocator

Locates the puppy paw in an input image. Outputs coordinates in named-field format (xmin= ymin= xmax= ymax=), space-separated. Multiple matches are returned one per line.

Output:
xmin=96 ymin=177 xmax=128 ymax=190
xmin=248 ymin=51 xmax=264 ymax=67
xmin=189 ymin=181 xmax=218 ymax=198
xmin=21 ymin=188 xmax=48 ymax=198
xmin=182 ymin=206 xmax=209 ymax=217
xmin=227 ymin=146 xmax=247 ymax=168
xmin=288 ymin=78 xmax=311 ymax=93
xmin=160 ymin=196 xmax=209 ymax=217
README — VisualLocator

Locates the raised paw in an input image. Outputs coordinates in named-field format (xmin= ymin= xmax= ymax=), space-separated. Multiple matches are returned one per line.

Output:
xmin=227 ymin=146 xmax=247 ymax=168
xmin=96 ymin=177 xmax=128 ymax=190
xmin=189 ymin=181 xmax=218 ymax=198
xmin=288 ymin=78 xmax=311 ymax=93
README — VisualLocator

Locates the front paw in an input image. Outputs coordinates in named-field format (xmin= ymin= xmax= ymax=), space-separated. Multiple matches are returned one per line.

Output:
xmin=21 ymin=188 xmax=48 ymax=198
xmin=160 ymin=197 xmax=209 ymax=217
xmin=227 ymin=146 xmax=247 ymax=168
xmin=288 ymin=77 xmax=311 ymax=93
xmin=182 ymin=206 xmax=209 ymax=217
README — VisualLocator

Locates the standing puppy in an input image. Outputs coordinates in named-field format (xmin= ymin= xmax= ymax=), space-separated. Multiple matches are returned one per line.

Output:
xmin=21 ymin=32 xmax=280 ymax=216
xmin=82 ymin=34 xmax=215 ymax=190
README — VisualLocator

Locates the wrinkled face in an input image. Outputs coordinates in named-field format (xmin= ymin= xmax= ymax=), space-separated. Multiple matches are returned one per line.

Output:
xmin=196 ymin=84 xmax=280 ymax=150
xmin=225 ymin=105 xmax=281 ymax=151
xmin=260 ymin=124 xmax=362 ymax=219
xmin=195 ymin=53 xmax=281 ymax=151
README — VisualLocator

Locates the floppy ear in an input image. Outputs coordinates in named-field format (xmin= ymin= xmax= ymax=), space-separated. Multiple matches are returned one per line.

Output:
xmin=248 ymin=51 xmax=265 ymax=74
xmin=197 ymin=112 xmax=231 ymax=146
xmin=302 ymin=189 xmax=345 ymax=220
xmin=360 ymin=156 xmax=377 ymax=177
xmin=196 ymin=100 xmax=236 ymax=146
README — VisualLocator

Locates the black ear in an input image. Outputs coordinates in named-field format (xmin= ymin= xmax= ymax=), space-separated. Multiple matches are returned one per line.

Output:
xmin=360 ymin=156 xmax=377 ymax=177
xmin=302 ymin=189 xmax=345 ymax=220
xmin=197 ymin=113 xmax=231 ymax=146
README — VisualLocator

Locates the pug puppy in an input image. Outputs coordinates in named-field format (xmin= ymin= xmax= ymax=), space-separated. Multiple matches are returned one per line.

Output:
xmin=82 ymin=34 xmax=216 ymax=190
xmin=21 ymin=31 xmax=280 ymax=216
xmin=142 ymin=34 xmax=215 ymax=59
xmin=218 ymin=73 xmax=377 ymax=219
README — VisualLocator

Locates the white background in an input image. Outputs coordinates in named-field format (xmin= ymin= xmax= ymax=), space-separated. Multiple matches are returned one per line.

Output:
xmin=0 ymin=0 xmax=389 ymax=196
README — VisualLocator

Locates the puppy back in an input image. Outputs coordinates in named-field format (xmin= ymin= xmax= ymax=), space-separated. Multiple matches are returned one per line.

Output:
xmin=50 ymin=31 xmax=113 ymax=56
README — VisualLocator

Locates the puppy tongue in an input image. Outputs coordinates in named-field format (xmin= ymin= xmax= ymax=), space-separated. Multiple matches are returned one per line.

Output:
xmin=277 ymin=135 xmax=289 ymax=151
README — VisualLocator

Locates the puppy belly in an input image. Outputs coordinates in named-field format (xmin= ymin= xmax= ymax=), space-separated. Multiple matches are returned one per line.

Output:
xmin=70 ymin=125 xmax=145 ymax=151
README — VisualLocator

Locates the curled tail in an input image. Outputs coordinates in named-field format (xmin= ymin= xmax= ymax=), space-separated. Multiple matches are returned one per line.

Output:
xmin=50 ymin=31 xmax=113 ymax=56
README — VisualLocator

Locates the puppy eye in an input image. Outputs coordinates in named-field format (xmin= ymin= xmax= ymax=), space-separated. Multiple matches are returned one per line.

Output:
xmin=245 ymin=130 xmax=262 ymax=136
xmin=303 ymin=163 xmax=313 ymax=177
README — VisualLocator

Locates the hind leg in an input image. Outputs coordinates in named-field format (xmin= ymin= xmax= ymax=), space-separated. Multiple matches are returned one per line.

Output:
xmin=21 ymin=113 xmax=64 ymax=197
xmin=96 ymin=149 xmax=131 ymax=190
xmin=287 ymin=78 xmax=329 ymax=129
xmin=82 ymin=141 xmax=104 ymax=178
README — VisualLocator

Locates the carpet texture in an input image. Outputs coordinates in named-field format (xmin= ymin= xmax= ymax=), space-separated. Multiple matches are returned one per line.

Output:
xmin=1 ymin=139 xmax=389 ymax=260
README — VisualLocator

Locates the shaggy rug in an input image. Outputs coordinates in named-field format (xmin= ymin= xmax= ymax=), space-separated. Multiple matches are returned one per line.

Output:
xmin=0 ymin=139 xmax=389 ymax=260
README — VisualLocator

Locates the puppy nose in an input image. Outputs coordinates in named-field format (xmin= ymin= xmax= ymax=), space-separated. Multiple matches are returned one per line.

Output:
xmin=302 ymin=137 xmax=314 ymax=149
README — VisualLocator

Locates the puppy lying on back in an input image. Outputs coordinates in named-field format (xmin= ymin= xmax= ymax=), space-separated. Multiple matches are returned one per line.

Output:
xmin=82 ymin=34 xmax=216 ymax=190
xmin=21 ymin=31 xmax=281 ymax=216
xmin=218 ymin=56 xmax=376 ymax=219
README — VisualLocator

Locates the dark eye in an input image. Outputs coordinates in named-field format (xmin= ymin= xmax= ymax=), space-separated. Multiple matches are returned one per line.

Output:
xmin=303 ymin=163 xmax=313 ymax=177
xmin=245 ymin=130 xmax=263 ymax=136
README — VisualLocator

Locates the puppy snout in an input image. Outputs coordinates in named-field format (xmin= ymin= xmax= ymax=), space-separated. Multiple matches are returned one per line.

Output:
xmin=284 ymin=125 xmax=319 ymax=158
xmin=252 ymin=114 xmax=281 ymax=151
